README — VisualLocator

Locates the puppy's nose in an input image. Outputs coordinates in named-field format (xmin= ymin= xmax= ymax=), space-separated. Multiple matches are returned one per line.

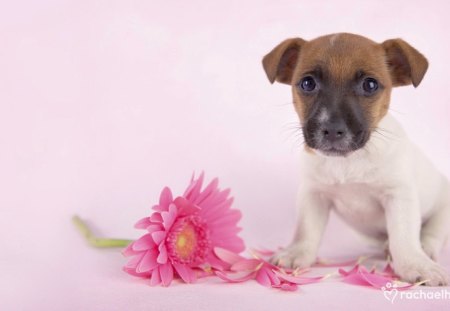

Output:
xmin=321 ymin=121 xmax=346 ymax=142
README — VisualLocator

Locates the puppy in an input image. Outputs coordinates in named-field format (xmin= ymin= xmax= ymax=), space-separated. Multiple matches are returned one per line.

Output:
xmin=262 ymin=33 xmax=450 ymax=286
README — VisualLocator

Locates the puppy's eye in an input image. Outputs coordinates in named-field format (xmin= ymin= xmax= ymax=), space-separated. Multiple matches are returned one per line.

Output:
xmin=362 ymin=78 xmax=378 ymax=94
xmin=299 ymin=76 xmax=316 ymax=92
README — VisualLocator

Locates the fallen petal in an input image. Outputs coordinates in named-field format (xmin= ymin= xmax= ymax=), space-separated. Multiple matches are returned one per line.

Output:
xmin=215 ymin=270 xmax=256 ymax=283
xmin=255 ymin=269 xmax=273 ymax=287
xmin=273 ymin=282 xmax=298 ymax=291
xmin=273 ymin=270 xmax=324 ymax=285
xmin=213 ymin=247 xmax=244 ymax=265
xmin=230 ymin=258 xmax=261 ymax=272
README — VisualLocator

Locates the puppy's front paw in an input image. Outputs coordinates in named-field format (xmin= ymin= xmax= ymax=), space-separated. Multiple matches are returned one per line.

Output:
xmin=393 ymin=254 xmax=449 ymax=286
xmin=270 ymin=244 xmax=316 ymax=269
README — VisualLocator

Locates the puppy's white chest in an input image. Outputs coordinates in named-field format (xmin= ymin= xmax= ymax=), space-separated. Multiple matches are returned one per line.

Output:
xmin=326 ymin=183 xmax=387 ymax=237
xmin=304 ymin=154 xmax=389 ymax=237
xmin=312 ymin=153 xmax=380 ymax=185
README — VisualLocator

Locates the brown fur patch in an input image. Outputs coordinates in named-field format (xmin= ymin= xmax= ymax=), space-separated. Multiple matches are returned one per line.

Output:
xmin=263 ymin=33 xmax=428 ymax=153
xmin=291 ymin=34 xmax=392 ymax=129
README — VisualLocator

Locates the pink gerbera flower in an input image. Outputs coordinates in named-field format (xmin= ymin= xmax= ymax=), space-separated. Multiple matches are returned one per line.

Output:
xmin=122 ymin=173 xmax=245 ymax=286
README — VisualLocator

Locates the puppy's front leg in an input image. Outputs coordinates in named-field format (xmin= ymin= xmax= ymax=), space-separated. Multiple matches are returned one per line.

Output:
xmin=385 ymin=188 xmax=449 ymax=286
xmin=272 ymin=189 xmax=330 ymax=269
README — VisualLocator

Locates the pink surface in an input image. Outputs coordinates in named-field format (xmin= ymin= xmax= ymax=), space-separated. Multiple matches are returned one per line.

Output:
xmin=2 ymin=0 xmax=450 ymax=310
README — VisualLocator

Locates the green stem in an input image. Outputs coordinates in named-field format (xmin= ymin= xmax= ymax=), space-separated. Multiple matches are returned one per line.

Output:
xmin=72 ymin=215 xmax=133 ymax=248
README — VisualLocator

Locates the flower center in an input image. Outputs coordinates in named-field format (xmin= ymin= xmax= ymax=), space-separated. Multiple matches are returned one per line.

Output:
xmin=166 ymin=215 xmax=211 ymax=265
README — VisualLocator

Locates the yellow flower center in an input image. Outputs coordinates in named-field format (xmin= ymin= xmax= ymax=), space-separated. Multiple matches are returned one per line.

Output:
xmin=175 ymin=224 xmax=196 ymax=260
xmin=166 ymin=215 xmax=211 ymax=264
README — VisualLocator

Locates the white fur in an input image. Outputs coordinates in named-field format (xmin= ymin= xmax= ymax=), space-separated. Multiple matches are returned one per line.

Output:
xmin=272 ymin=114 xmax=450 ymax=286
xmin=318 ymin=108 xmax=330 ymax=123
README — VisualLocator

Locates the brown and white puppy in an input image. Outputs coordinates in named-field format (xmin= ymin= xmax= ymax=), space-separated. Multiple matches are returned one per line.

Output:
xmin=263 ymin=33 xmax=450 ymax=286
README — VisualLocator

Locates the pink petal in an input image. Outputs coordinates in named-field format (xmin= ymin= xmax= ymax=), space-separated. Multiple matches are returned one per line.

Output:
xmin=265 ymin=268 xmax=281 ymax=286
xmin=124 ymin=253 xmax=144 ymax=269
xmin=215 ymin=270 xmax=256 ymax=283
xmin=213 ymin=237 xmax=246 ymax=254
xmin=134 ymin=217 xmax=151 ymax=229
xmin=173 ymin=197 xmax=200 ymax=216
xmin=159 ymin=187 xmax=173 ymax=211
xmin=146 ymin=224 xmax=164 ymax=232
xmin=339 ymin=264 xmax=414 ymax=290
xmin=159 ymin=262 xmax=174 ymax=286
xmin=208 ymin=210 xmax=242 ymax=227
xmin=199 ymin=194 xmax=232 ymax=218
xmin=173 ymin=263 xmax=196 ymax=283
xmin=195 ymin=267 xmax=214 ymax=278
xmin=150 ymin=213 xmax=163 ymax=223
xmin=341 ymin=272 xmax=372 ymax=287
xmin=359 ymin=267 xmax=398 ymax=289
xmin=183 ymin=172 xmax=204 ymax=200
xmin=198 ymin=188 xmax=231 ymax=210
xmin=161 ymin=204 xmax=177 ymax=230
xmin=273 ymin=283 xmax=298 ymax=291
xmin=150 ymin=268 xmax=162 ymax=286
xmin=132 ymin=233 xmax=155 ymax=251
xmin=122 ymin=243 xmax=139 ymax=257
xmin=137 ymin=250 xmax=159 ymax=273
xmin=273 ymin=270 xmax=324 ymax=285
xmin=193 ymin=178 xmax=219 ymax=205
xmin=230 ymin=259 xmax=261 ymax=272
xmin=213 ymin=247 xmax=244 ymax=265
xmin=151 ymin=231 xmax=166 ymax=244
xmin=255 ymin=269 xmax=273 ymax=287
xmin=152 ymin=204 xmax=165 ymax=212
xmin=339 ymin=264 xmax=360 ymax=277
xmin=157 ymin=244 xmax=168 ymax=264
xmin=207 ymin=253 xmax=230 ymax=270
xmin=123 ymin=266 xmax=151 ymax=277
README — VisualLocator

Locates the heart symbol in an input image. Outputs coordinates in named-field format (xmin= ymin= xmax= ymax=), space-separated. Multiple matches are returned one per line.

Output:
xmin=383 ymin=288 xmax=398 ymax=303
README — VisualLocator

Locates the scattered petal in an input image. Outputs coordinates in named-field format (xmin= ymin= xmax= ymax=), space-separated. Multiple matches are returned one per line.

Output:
xmin=255 ymin=269 xmax=272 ymax=287
xmin=273 ymin=270 xmax=324 ymax=285
xmin=213 ymin=247 xmax=244 ymax=266
xmin=215 ymin=270 xmax=256 ymax=283
xmin=230 ymin=258 xmax=261 ymax=272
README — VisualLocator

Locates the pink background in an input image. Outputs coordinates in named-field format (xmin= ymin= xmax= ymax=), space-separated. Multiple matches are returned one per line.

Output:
xmin=1 ymin=0 xmax=450 ymax=310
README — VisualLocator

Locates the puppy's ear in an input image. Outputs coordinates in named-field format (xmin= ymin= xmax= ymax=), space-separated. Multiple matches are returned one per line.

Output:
xmin=382 ymin=39 xmax=428 ymax=87
xmin=262 ymin=38 xmax=306 ymax=85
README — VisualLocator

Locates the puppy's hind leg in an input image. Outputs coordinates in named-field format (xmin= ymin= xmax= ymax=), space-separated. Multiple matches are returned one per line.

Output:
xmin=421 ymin=180 xmax=450 ymax=261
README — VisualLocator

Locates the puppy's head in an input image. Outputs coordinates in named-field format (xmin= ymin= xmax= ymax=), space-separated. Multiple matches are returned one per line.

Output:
xmin=262 ymin=33 xmax=428 ymax=156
